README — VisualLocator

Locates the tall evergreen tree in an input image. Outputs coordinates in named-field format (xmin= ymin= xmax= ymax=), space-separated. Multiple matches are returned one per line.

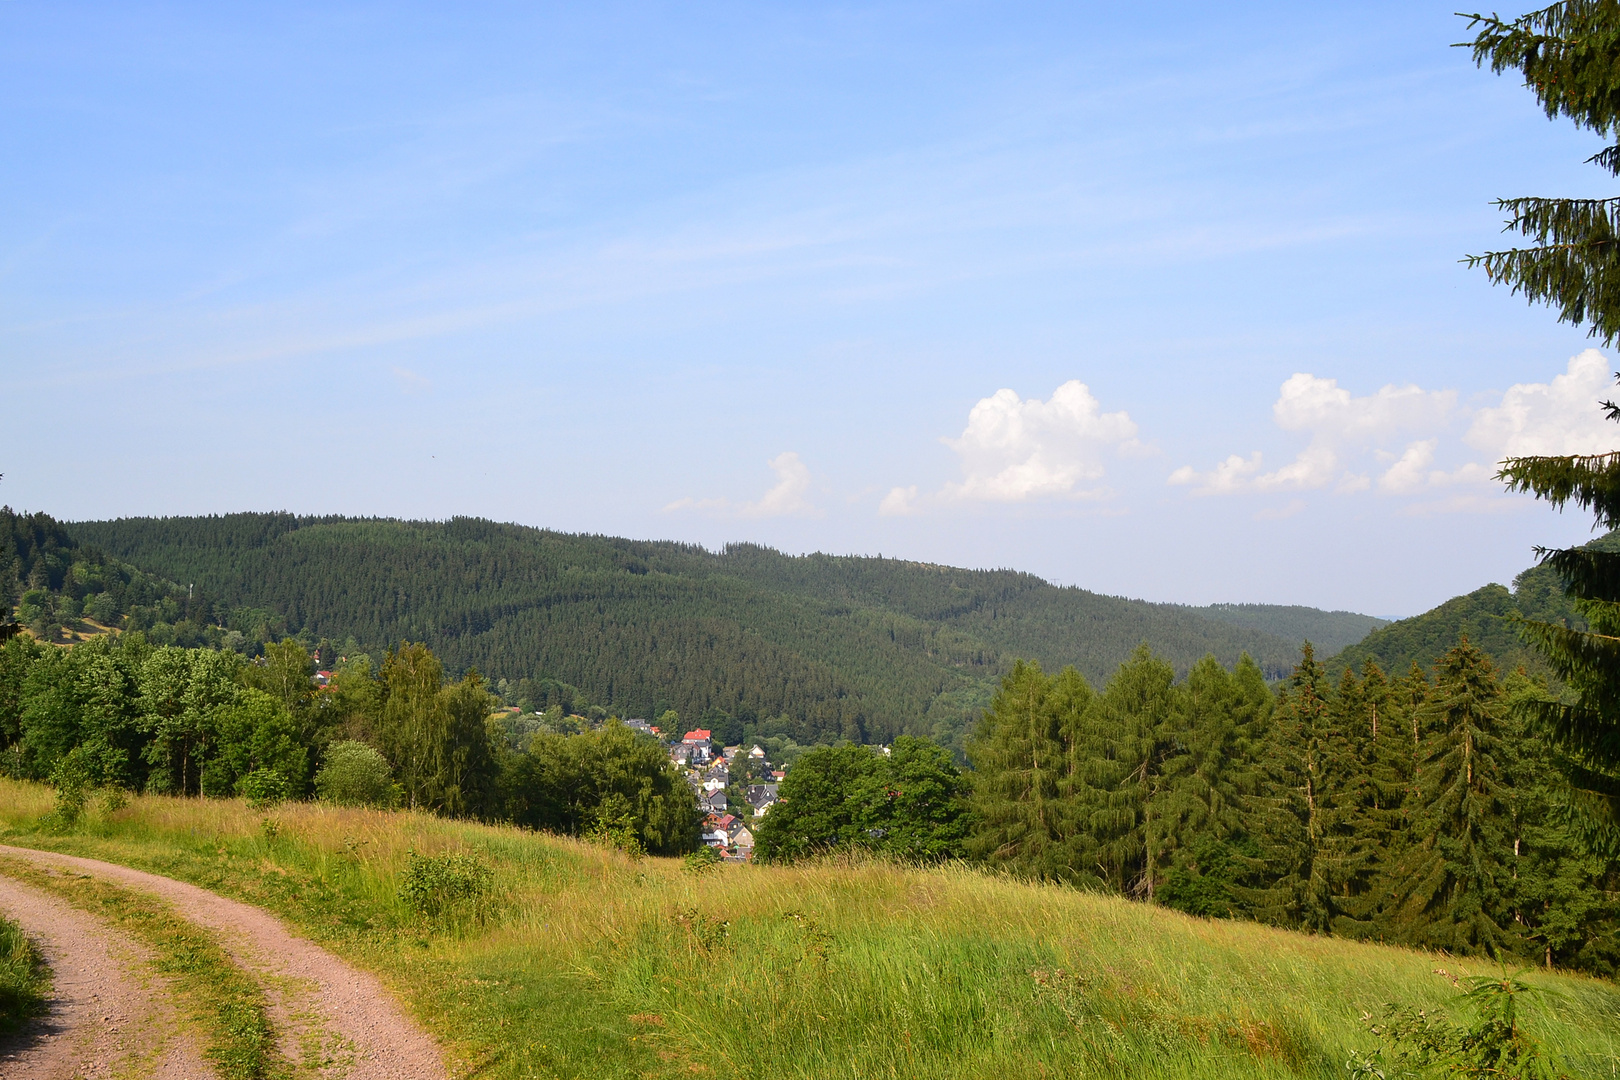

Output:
xmin=1464 ymin=3 xmax=1620 ymax=826
xmin=966 ymin=661 xmax=1081 ymax=880
xmin=1386 ymin=640 xmax=1515 ymax=956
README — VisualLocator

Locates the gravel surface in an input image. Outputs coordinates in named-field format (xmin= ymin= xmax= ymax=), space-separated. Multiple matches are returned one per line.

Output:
xmin=0 ymin=872 xmax=212 ymax=1079
xmin=0 ymin=845 xmax=448 ymax=1080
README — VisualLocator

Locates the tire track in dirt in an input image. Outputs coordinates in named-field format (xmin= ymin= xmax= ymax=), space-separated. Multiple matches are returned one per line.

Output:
xmin=0 ymin=845 xmax=448 ymax=1080
xmin=0 ymin=873 xmax=212 ymax=1079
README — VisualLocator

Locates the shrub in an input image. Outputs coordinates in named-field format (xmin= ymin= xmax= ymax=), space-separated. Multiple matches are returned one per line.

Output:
xmin=397 ymin=850 xmax=493 ymax=920
xmin=314 ymin=741 xmax=397 ymax=808
xmin=239 ymin=768 xmax=288 ymax=810
xmin=47 ymin=746 xmax=94 ymax=826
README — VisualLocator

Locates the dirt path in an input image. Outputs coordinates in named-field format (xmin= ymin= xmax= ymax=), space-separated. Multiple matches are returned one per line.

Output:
xmin=0 ymin=845 xmax=448 ymax=1080
xmin=0 ymin=873 xmax=211 ymax=1079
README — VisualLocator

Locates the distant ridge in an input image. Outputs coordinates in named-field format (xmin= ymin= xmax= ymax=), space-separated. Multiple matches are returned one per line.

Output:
xmin=65 ymin=513 xmax=1384 ymax=748
xmin=1164 ymin=602 xmax=1386 ymax=657
xmin=1327 ymin=532 xmax=1620 ymax=678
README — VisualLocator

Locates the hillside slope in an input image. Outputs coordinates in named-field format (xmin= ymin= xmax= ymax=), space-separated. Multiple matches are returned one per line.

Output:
xmin=65 ymin=513 xmax=1377 ymax=746
xmin=2 ymin=783 xmax=1614 ymax=1080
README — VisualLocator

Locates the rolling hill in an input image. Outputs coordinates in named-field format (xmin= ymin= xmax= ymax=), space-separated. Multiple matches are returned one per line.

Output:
xmin=63 ymin=513 xmax=1382 ymax=748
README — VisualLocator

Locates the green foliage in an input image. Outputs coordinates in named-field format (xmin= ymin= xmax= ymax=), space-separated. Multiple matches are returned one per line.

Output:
xmin=238 ymin=768 xmax=288 ymax=810
xmin=1329 ymin=544 xmax=1597 ymax=680
xmin=0 ymin=507 xmax=233 ymax=647
xmin=1171 ymin=602 xmax=1386 ymax=656
xmin=0 ymin=913 xmax=47 ymax=1036
xmin=502 ymin=720 xmax=700 ymax=856
xmin=397 ymin=849 xmax=493 ymax=920
xmin=754 ymin=735 xmax=970 ymax=862
xmin=314 ymin=740 xmax=397 ymax=807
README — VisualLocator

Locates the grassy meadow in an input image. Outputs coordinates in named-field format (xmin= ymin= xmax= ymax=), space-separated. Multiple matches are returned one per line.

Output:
xmin=0 ymin=779 xmax=1615 ymax=1080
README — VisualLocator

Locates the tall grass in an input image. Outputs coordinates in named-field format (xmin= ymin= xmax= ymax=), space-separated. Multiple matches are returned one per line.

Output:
xmin=0 ymin=778 xmax=1615 ymax=1079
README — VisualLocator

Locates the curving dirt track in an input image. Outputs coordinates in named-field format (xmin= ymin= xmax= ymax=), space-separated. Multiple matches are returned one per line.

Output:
xmin=0 ymin=873 xmax=211 ymax=1079
xmin=0 ymin=845 xmax=448 ymax=1080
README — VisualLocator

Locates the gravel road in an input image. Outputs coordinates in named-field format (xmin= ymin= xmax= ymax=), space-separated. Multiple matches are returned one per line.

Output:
xmin=0 ymin=845 xmax=448 ymax=1080
xmin=0 ymin=872 xmax=211 ymax=1079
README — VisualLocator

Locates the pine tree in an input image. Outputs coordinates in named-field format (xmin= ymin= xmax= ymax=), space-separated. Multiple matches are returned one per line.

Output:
xmin=1464 ymin=3 xmax=1620 ymax=825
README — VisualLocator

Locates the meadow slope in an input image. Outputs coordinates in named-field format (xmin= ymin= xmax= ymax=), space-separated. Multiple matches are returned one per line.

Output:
xmin=0 ymin=781 xmax=1614 ymax=1080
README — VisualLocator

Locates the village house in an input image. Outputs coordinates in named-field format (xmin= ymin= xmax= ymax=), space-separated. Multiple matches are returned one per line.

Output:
xmin=702 ymin=788 xmax=728 ymax=813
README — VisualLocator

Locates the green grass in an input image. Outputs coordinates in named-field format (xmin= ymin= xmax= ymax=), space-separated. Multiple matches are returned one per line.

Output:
xmin=0 ymin=855 xmax=289 ymax=1079
xmin=0 ymin=909 xmax=48 ymax=1036
xmin=0 ymin=778 xmax=1615 ymax=1080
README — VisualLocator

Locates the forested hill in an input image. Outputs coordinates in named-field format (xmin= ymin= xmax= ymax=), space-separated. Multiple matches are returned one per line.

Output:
xmin=1328 ymin=534 xmax=1618 ymax=678
xmin=64 ymin=513 xmax=1378 ymax=748
xmin=1163 ymin=602 xmax=1385 ymax=656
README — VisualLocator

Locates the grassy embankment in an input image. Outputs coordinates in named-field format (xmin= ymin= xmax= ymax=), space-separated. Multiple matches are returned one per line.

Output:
xmin=0 ymin=779 xmax=1615 ymax=1080
xmin=0 ymin=909 xmax=48 ymax=1036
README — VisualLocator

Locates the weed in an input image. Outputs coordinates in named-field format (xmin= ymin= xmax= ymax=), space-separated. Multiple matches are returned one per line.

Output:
xmin=259 ymin=816 xmax=280 ymax=842
xmin=683 ymin=846 xmax=721 ymax=876
xmin=672 ymin=906 xmax=730 ymax=952
xmin=1349 ymin=971 xmax=1569 ymax=1079
xmin=782 ymin=910 xmax=832 ymax=967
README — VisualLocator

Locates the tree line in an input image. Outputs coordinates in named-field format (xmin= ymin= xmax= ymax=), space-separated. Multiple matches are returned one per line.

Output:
xmin=0 ymin=632 xmax=701 ymax=856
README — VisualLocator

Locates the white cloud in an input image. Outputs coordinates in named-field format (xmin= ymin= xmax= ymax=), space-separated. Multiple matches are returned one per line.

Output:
xmin=1466 ymin=348 xmax=1617 ymax=460
xmin=878 ymin=485 xmax=919 ymax=516
xmin=1377 ymin=439 xmax=1436 ymax=494
xmin=1172 ymin=351 xmax=1619 ymax=507
xmin=1171 ymin=371 xmax=1458 ymax=496
xmin=932 ymin=380 xmax=1139 ymax=504
xmin=664 ymin=450 xmax=819 ymax=518
xmin=741 ymin=451 xmax=815 ymax=517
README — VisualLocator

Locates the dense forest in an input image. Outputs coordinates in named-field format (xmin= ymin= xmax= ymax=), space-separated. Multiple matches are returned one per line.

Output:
xmin=58 ymin=512 xmax=1380 ymax=750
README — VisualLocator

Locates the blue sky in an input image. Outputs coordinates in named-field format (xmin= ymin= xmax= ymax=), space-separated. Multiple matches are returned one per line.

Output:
xmin=5 ymin=2 xmax=1617 ymax=616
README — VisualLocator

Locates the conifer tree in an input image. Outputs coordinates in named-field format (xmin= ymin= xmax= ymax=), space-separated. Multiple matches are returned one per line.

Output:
xmin=1152 ymin=654 xmax=1270 ymax=917
xmin=966 ymin=661 xmax=1077 ymax=880
xmin=1464 ymin=3 xmax=1620 ymax=823
xmin=1095 ymin=645 xmax=1182 ymax=898
xmin=1386 ymin=640 xmax=1515 ymax=955
xmin=1262 ymin=643 xmax=1336 ymax=931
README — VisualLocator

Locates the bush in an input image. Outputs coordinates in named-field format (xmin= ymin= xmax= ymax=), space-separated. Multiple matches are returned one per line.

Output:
xmin=398 ymin=850 xmax=493 ymax=920
xmin=239 ymin=768 xmax=288 ymax=810
xmin=314 ymin=741 xmax=397 ymax=808
xmin=0 ymin=915 xmax=47 ymax=1034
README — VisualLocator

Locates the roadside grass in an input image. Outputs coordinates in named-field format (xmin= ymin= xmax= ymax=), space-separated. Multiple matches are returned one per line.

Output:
xmin=0 ymin=909 xmax=48 ymax=1036
xmin=0 ymin=778 xmax=1616 ymax=1079
xmin=0 ymin=854 xmax=289 ymax=1079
